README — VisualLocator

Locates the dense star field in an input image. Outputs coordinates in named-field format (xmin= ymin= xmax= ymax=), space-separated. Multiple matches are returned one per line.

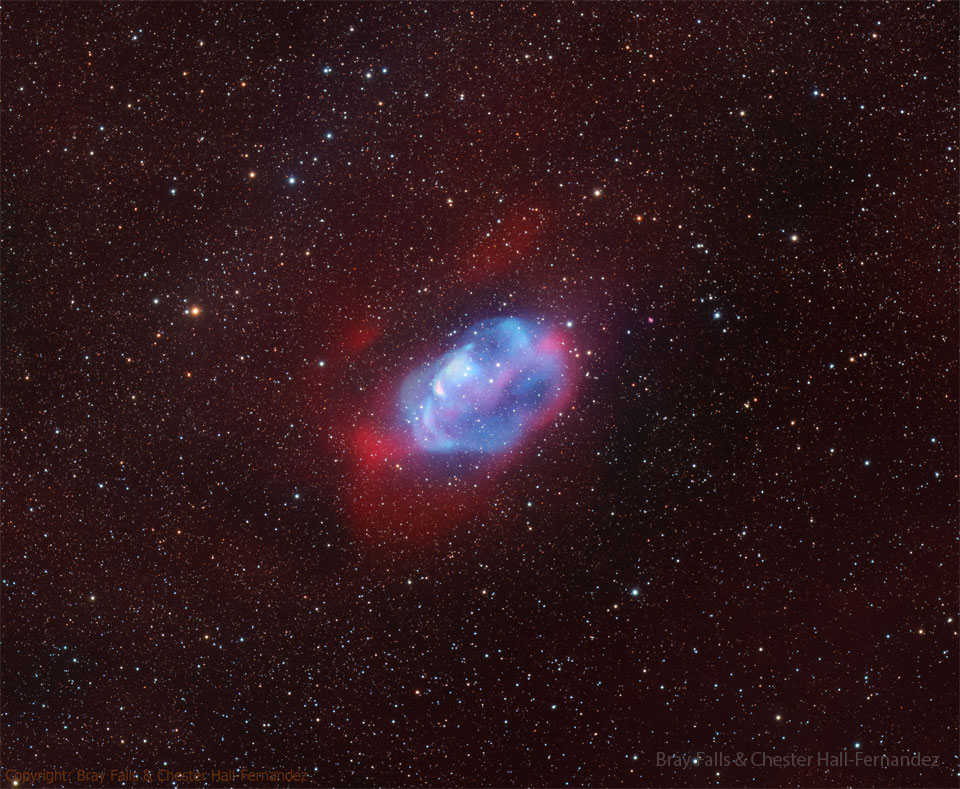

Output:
xmin=2 ymin=3 xmax=957 ymax=787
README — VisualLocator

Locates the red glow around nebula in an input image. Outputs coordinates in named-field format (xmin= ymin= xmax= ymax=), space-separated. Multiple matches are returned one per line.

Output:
xmin=340 ymin=322 xmax=582 ymax=548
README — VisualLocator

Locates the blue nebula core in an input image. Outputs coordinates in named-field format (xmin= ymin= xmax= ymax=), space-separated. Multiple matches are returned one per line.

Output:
xmin=401 ymin=317 xmax=567 ymax=453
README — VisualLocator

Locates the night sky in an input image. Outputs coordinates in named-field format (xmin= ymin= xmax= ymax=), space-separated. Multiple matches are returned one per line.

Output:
xmin=2 ymin=3 xmax=957 ymax=787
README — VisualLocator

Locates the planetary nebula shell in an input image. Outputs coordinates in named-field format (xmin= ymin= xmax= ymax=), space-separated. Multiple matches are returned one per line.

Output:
xmin=400 ymin=317 xmax=569 ymax=453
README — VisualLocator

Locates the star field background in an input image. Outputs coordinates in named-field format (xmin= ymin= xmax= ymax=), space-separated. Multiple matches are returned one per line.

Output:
xmin=2 ymin=3 xmax=957 ymax=787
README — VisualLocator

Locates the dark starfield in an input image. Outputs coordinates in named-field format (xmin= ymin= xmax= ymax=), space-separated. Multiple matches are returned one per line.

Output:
xmin=2 ymin=3 xmax=957 ymax=787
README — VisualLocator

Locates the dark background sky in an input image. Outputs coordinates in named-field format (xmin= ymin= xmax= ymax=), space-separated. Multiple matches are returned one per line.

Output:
xmin=2 ymin=3 xmax=956 ymax=787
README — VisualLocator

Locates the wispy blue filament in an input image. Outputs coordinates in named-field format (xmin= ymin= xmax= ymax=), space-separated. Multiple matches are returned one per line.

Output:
xmin=401 ymin=317 xmax=566 ymax=453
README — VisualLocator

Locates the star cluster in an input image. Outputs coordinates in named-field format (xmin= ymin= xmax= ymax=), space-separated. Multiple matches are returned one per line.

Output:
xmin=1 ymin=3 xmax=956 ymax=787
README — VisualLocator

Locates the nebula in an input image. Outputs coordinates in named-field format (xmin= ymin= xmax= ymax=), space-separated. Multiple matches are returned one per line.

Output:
xmin=400 ymin=317 xmax=569 ymax=453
